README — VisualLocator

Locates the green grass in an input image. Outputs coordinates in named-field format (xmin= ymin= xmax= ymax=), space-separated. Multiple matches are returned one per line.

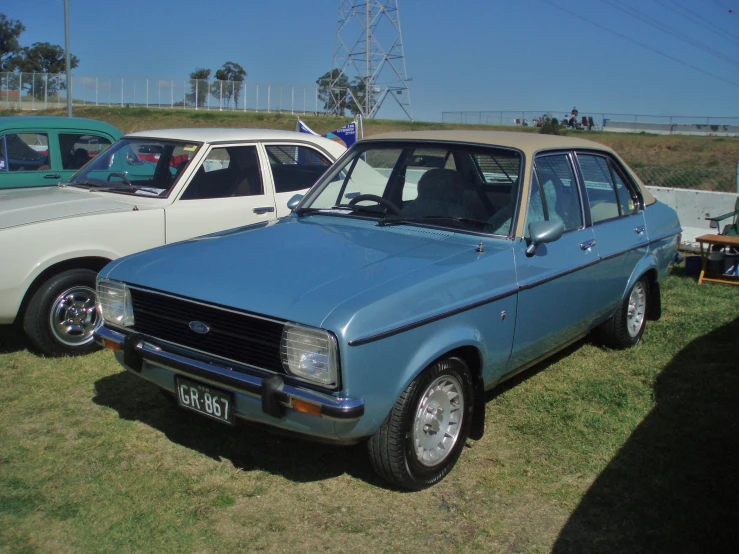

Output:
xmin=4 ymin=106 xmax=739 ymax=175
xmin=1 ymin=267 xmax=738 ymax=553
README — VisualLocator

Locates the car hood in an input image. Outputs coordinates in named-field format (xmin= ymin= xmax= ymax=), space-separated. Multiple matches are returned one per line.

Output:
xmin=103 ymin=215 xmax=508 ymax=333
xmin=0 ymin=186 xmax=138 ymax=230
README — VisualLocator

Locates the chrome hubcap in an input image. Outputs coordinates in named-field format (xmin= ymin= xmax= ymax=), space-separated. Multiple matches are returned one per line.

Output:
xmin=49 ymin=286 xmax=98 ymax=346
xmin=412 ymin=375 xmax=464 ymax=467
xmin=626 ymin=282 xmax=646 ymax=338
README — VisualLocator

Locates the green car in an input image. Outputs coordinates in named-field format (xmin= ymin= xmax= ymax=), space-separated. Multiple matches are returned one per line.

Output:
xmin=0 ymin=116 xmax=122 ymax=189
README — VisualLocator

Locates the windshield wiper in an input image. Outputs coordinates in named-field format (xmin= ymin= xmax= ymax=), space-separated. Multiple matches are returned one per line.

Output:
xmin=379 ymin=214 xmax=489 ymax=229
xmin=294 ymin=206 xmax=355 ymax=217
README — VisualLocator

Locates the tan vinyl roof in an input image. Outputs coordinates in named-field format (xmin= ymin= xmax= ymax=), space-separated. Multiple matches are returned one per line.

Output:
xmin=361 ymin=130 xmax=656 ymax=237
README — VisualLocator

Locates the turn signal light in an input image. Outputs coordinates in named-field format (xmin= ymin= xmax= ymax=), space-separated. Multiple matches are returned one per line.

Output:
xmin=103 ymin=339 xmax=122 ymax=352
xmin=292 ymin=398 xmax=322 ymax=417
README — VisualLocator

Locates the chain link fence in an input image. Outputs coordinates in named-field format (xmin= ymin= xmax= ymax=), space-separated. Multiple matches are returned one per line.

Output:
xmin=633 ymin=166 xmax=737 ymax=193
xmin=441 ymin=110 xmax=739 ymax=137
xmin=0 ymin=72 xmax=323 ymax=114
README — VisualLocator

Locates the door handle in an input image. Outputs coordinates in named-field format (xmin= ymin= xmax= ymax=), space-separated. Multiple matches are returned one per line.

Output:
xmin=634 ymin=225 xmax=645 ymax=234
xmin=580 ymin=239 xmax=596 ymax=250
xmin=44 ymin=173 xmax=61 ymax=179
xmin=253 ymin=206 xmax=275 ymax=215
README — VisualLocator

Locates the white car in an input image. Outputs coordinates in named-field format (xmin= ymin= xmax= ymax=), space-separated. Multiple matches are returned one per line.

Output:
xmin=0 ymin=128 xmax=346 ymax=356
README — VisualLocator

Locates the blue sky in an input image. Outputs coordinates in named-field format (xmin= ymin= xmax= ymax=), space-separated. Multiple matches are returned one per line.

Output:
xmin=3 ymin=0 xmax=738 ymax=121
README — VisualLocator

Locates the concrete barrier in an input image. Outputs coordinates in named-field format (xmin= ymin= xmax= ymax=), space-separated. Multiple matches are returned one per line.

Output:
xmin=605 ymin=121 xmax=739 ymax=137
xmin=647 ymin=186 xmax=738 ymax=251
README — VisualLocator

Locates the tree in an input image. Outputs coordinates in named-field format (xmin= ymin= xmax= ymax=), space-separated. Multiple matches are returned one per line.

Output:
xmin=348 ymin=76 xmax=377 ymax=117
xmin=0 ymin=13 xmax=25 ymax=71
xmin=186 ymin=68 xmax=211 ymax=107
xmin=211 ymin=61 xmax=246 ymax=108
xmin=316 ymin=69 xmax=351 ymax=115
xmin=12 ymin=42 xmax=79 ymax=100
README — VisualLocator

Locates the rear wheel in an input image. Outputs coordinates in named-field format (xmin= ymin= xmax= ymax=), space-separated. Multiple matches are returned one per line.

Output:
xmin=368 ymin=356 xmax=473 ymax=490
xmin=598 ymin=276 xmax=648 ymax=349
xmin=23 ymin=269 xmax=101 ymax=356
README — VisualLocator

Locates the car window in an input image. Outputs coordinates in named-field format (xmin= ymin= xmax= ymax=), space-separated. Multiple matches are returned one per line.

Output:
xmin=523 ymin=172 xmax=545 ymax=239
xmin=577 ymin=154 xmax=620 ymax=224
xmin=610 ymin=161 xmax=639 ymax=216
xmin=2 ymin=133 xmax=50 ymax=171
xmin=181 ymin=145 xmax=264 ymax=200
xmin=59 ymin=133 xmax=113 ymax=170
xmin=264 ymin=144 xmax=331 ymax=194
xmin=474 ymin=151 xmax=519 ymax=185
xmin=533 ymin=154 xmax=582 ymax=231
xmin=0 ymin=136 xmax=6 ymax=171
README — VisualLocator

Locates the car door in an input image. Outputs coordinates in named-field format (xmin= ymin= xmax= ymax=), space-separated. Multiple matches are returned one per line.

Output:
xmin=0 ymin=129 xmax=56 ymax=189
xmin=574 ymin=152 xmax=648 ymax=319
xmin=262 ymin=142 xmax=335 ymax=218
xmin=164 ymin=142 xmax=278 ymax=243
xmin=508 ymin=152 xmax=599 ymax=371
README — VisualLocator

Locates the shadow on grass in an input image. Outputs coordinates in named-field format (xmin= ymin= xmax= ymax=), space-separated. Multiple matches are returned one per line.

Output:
xmin=0 ymin=325 xmax=27 ymax=354
xmin=91 ymin=341 xmax=588 ymax=491
xmin=92 ymin=370 xmax=385 ymax=487
xmin=552 ymin=316 xmax=739 ymax=553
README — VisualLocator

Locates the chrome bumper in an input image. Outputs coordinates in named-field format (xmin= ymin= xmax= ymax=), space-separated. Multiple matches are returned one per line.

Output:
xmin=95 ymin=325 xmax=364 ymax=422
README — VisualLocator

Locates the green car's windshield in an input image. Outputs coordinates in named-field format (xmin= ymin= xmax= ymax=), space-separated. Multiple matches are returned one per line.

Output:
xmin=67 ymin=138 xmax=201 ymax=196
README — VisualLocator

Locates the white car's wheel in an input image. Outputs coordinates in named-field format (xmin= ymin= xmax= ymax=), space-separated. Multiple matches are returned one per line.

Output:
xmin=23 ymin=269 xmax=101 ymax=356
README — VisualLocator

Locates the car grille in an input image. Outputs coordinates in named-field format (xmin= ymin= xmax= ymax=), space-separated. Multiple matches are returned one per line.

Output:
xmin=129 ymin=288 xmax=285 ymax=373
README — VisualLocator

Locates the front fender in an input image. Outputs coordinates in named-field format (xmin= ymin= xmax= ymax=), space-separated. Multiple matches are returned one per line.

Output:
xmin=336 ymin=294 xmax=517 ymax=439
xmin=0 ymin=210 xmax=164 ymax=323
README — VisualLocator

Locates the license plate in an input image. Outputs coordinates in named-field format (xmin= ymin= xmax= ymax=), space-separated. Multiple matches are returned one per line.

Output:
xmin=175 ymin=376 xmax=234 ymax=425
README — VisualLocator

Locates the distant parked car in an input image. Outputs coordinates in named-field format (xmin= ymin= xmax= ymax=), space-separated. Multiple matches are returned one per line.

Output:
xmin=0 ymin=116 xmax=122 ymax=189
xmin=0 ymin=128 xmax=346 ymax=356
xmin=94 ymin=130 xmax=682 ymax=489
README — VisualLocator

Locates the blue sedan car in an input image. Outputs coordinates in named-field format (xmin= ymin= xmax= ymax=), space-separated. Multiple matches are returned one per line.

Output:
xmin=95 ymin=131 xmax=681 ymax=489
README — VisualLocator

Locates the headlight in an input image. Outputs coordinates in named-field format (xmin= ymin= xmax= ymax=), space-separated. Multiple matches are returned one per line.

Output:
xmin=96 ymin=279 xmax=134 ymax=327
xmin=280 ymin=323 xmax=338 ymax=387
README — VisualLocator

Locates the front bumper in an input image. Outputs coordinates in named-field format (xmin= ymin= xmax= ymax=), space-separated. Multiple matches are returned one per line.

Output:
xmin=95 ymin=325 xmax=365 ymax=440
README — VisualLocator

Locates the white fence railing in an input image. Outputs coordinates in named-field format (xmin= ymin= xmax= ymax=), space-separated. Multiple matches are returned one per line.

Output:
xmin=0 ymin=72 xmax=323 ymax=114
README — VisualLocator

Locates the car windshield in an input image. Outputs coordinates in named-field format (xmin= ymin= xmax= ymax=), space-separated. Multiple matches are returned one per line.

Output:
xmin=67 ymin=138 xmax=201 ymax=196
xmin=299 ymin=141 xmax=522 ymax=235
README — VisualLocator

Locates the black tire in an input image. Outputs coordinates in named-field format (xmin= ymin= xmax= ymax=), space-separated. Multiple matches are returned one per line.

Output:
xmin=23 ymin=268 xmax=101 ymax=357
xmin=598 ymin=276 xmax=648 ymax=349
xmin=368 ymin=356 xmax=474 ymax=490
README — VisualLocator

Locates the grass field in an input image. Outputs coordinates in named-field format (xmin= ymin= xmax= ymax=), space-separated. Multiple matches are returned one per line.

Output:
xmin=1 ymin=265 xmax=737 ymax=553
xmin=3 ymin=106 xmax=739 ymax=173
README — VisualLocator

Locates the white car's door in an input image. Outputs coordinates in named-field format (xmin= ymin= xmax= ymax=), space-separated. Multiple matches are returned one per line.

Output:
xmin=164 ymin=142 xmax=277 ymax=243
xmin=260 ymin=142 xmax=335 ymax=218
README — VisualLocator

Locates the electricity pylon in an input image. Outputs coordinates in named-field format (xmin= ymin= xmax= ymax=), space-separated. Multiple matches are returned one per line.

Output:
xmin=328 ymin=0 xmax=412 ymax=120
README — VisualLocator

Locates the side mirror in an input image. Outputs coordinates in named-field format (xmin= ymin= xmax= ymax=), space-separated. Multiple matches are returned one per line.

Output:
xmin=287 ymin=194 xmax=304 ymax=211
xmin=526 ymin=220 xmax=564 ymax=256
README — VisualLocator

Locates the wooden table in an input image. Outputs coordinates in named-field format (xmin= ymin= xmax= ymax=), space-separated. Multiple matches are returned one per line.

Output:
xmin=696 ymin=234 xmax=739 ymax=285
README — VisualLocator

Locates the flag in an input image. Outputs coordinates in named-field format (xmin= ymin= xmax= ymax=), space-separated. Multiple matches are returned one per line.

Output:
xmin=296 ymin=119 xmax=320 ymax=136
xmin=296 ymin=118 xmax=361 ymax=148
xmin=326 ymin=122 xmax=358 ymax=148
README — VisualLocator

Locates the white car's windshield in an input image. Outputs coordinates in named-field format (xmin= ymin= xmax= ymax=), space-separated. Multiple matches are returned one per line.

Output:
xmin=68 ymin=138 xmax=202 ymax=196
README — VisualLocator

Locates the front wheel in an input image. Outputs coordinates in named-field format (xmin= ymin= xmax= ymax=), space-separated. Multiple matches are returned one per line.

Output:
xmin=23 ymin=268 xmax=101 ymax=356
xmin=597 ymin=276 xmax=648 ymax=349
xmin=368 ymin=356 xmax=474 ymax=490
